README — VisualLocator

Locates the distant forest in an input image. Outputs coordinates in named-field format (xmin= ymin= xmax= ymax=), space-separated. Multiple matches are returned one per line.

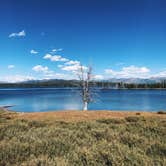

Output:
xmin=1 ymin=79 xmax=166 ymax=89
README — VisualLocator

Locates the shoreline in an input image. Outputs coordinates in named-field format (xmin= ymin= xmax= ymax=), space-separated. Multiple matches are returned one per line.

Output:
xmin=16 ymin=110 xmax=166 ymax=122
xmin=1 ymin=108 xmax=165 ymax=122
xmin=1 ymin=87 xmax=166 ymax=90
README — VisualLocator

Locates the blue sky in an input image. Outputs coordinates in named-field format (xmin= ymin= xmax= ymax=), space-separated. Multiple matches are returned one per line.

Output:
xmin=1 ymin=0 xmax=166 ymax=82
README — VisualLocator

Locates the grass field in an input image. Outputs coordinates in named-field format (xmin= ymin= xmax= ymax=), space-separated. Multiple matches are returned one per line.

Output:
xmin=0 ymin=109 xmax=166 ymax=166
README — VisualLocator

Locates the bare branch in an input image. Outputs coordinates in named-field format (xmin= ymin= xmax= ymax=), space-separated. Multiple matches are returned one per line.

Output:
xmin=77 ymin=65 xmax=94 ymax=111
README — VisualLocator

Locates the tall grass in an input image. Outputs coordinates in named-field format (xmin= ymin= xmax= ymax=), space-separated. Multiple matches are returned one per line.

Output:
xmin=0 ymin=110 xmax=166 ymax=166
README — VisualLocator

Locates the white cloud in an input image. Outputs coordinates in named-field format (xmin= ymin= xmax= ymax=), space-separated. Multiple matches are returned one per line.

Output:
xmin=43 ymin=54 xmax=68 ymax=62
xmin=52 ymin=48 xmax=63 ymax=52
xmin=30 ymin=49 xmax=38 ymax=54
xmin=153 ymin=70 xmax=166 ymax=78
xmin=58 ymin=65 xmax=63 ymax=68
xmin=60 ymin=63 xmax=87 ymax=72
xmin=52 ymin=49 xmax=57 ymax=52
xmin=32 ymin=65 xmax=49 ymax=73
xmin=9 ymin=30 xmax=26 ymax=38
xmin=1 ymin=75 xmax=35 ymax=83
xmin=61 ymin=64 xmax=80 ymax=71
xmin=43 ymin=54 xmax=52 ymax=59
xmin=65 ymin=60 xmax=80 ymax=65
xmin=32 ymin=64 xmax=75 ymax=80
xmin=58 ymin=59 xmax=87 ymax=73
xmin=8 ymin=65 xmax=15 ymax=69
xmin=93 ymin=75 xmax=104 ymax=80
xmin=105 ymin=65 xmax=150 ymax=78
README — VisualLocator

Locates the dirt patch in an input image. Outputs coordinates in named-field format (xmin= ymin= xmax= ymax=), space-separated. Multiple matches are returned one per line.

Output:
xmin=17 ymin=110 xmax=166 ymax=122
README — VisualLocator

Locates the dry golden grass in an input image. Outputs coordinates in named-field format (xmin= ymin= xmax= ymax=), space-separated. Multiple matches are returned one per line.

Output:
xmin=17 ymin=110 xmax=166 ymax=122
xmin=1 ymin=109 xmax=166 ymax=165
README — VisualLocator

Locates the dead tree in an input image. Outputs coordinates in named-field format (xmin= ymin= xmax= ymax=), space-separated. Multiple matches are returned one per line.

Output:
xmin=77 ymin=66 xmax=93 ymax=111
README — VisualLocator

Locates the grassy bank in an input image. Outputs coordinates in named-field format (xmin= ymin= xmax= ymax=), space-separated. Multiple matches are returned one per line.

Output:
xmin=0 ymin=110 xmax=166 ymax=166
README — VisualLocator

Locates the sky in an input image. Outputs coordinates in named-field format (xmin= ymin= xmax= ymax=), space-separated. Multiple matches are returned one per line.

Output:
xmin=1 ymin=0 xmax=166 ymax=82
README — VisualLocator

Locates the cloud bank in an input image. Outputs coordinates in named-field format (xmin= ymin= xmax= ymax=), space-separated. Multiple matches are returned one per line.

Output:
xmin=105 ymin=65 xmax=150 ymax=78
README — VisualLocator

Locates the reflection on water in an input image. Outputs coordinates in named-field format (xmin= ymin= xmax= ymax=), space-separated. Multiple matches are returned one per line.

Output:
xmin=0 ymin=88 xmax=166 ymax=112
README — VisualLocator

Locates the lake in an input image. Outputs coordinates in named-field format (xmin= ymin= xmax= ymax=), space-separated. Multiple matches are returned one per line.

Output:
xmin=0 ymin=88 xmax=166 ymax=112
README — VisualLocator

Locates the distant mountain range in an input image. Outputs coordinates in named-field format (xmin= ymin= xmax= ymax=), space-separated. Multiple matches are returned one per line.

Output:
xmin=1 ymin=77 xmax=166 ymax=84
xmin=107 ymin=77 xmax=166 ymax=84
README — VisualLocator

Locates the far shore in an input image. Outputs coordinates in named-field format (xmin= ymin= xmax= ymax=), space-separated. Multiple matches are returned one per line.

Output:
xmin=1 ymin=87 xmax=166 ymax=89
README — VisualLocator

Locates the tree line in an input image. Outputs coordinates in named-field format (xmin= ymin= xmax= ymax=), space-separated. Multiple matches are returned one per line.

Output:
xmin=0 ymin=79 xmax=166 ymax=89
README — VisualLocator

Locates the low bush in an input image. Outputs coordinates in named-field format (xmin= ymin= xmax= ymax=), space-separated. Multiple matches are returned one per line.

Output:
xmin=146 ymin=143 xmax=166 ymax=157
xmin=125 ymin=116 xmax=142 ymax=122
xmin=97 ymin=118 xmax=125 ymax=124
xmin=135 ymin=112 xmax=141 ymax=115
xmin=157 ymin=111 xmax=166 ymax=114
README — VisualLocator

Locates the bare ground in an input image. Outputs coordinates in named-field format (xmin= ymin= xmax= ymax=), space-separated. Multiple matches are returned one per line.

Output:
xmin=16 ymin=110 xmax=166 ymax=122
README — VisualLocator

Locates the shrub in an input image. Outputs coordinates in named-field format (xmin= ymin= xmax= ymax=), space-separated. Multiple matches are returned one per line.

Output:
xmin=146 ymin=143 xmax=166 ymax=158
xmin=157 ymin=111 xmax=166 ymax=114
xmin=28 ymin=120 xmax=47 ymax=128
xmin=125 ymin=116 xmax=141 ymax=122
xmin=96 ymin=118 xmax=125 ymax=124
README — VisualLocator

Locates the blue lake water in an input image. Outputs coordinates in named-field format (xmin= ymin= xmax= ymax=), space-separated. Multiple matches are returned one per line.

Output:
xmin=0 ymin=88 xmax=166 ymax=112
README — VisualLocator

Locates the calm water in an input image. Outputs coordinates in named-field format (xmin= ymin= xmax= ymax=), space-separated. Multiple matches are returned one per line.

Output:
xmin=0 ymin=88 xmax=166 ymax=112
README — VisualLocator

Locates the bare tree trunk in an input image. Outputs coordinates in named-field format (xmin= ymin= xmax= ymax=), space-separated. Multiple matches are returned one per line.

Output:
xmin=83 ymin=101 xmax=88 ymax=111
xmin=77 ymin=65 xmax=93 ymax=111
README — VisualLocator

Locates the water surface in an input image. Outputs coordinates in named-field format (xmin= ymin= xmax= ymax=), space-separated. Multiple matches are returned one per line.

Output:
xmin=0 ymin=88 xmax=166 ymax=112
